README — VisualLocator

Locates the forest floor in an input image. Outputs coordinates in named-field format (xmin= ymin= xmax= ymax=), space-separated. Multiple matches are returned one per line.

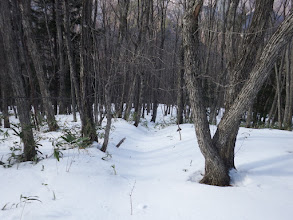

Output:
xmin=0 ymin=108 xmax=293 ymax=220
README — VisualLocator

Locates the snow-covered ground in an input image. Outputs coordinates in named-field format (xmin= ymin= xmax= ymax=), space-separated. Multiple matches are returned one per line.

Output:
xmin=0 ymin=110 xmax=293 ymax=220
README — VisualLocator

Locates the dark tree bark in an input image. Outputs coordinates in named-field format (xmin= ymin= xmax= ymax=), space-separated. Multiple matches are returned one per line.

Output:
xmin=101 ymin=82 xmax=112 ymax=152
xmin=283 ymin=44 xmax=293 ymax=130
xmin=55 ymin=0 xmax=67 ymax=115
xmin=0 ymin=70 xmax=10 ymax=129
xmin=151 ymin=0 xmax=167 ymax=123
xmin=0 ymin=43 xmax=10 ymax=128
xmin=62 ymin=0 xmax=80 ymax=122
xmin=79 ymin=0 xmax=97 ymax=142
xmin=0 ymin=1 xmax=36 ymax=161
xmin=220 ymin=0 xmax=274 ymax=170
xmin=19 ymin=0 xmax=59 ymax=131
xmin=134 ymin=75 xmax=144 ymax=127
xmin=177 ymin=45 xmax=184 ymax=125
xmin=183 ymin=0 xmax=230 ymax=186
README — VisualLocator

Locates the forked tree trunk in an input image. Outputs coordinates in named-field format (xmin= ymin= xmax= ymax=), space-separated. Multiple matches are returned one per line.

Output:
xmin=183 ymin=0 xmax=293 ymax=186
xmin=183 ymin=0 xmax=230 ymax=186
xmin=0 ymin=1 xmax=36 ymax=161
xmin=213 ymin=9 xmax=293 ymax=180
xmin=221 ymin=0 xmax=274 ymax=170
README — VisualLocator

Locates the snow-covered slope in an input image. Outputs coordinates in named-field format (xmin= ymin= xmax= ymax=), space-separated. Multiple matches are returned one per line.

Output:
xmin=0 ymin=112 xmax=293 ymax=220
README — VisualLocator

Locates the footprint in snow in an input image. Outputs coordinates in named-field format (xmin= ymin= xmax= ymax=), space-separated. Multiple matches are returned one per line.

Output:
xmin=137 ymin=204 xmax=148 ymax=210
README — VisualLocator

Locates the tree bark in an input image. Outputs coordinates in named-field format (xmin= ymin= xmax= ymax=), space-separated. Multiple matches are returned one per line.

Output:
xmin=184 ymin=0 xmax=293 ymax=186
xmin=283 ymin=44 xmax=293 ymax=130
xmin=183 ymin=0 xmax=230 ymax=186
xmin=55 ymin=0 xmax=67 ymax=115
xmin=19 ymin=0 xmax=58 ymax=131
xmin=213 ymin=10 xmax=293 ymax=161
xmin=101 ymin=83 xmax=112 ymax=152
xmin=0 ymin=1 xmax=36 ymax=161
xmin=220 ymin=0 xmax=274 ymax=170
xmin=62 ymin=0 xmax=81 ymax=122
xmin=79 ymin=0 xmax=97 ymax=142
xmin=0 ymin=43 xmax=10 ymax=128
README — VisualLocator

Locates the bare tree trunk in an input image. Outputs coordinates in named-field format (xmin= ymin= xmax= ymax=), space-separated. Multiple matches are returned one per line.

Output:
xmin=184 ymin=0 xmax=293 ymax=186
xmin=283 ymin=44 xmax=293 ymax=130
xmin=0 ymin=73 xmax=10 ymax=128
xmin=134 ymin=74 xmax=144 ymax=127
xmin=62 ymin=0 xmax=81 ymax=122
xmin=176 ymin=42 xmax=184 ymax=124
xmin=213 ymin=10 xmax=293 ymax=177
xmin=0 ymin=46 xmax=10 ymax=128
xmin=101 ymin=83 xmax=112 ymax=152
xmin=183 ymin=0 xmax=230 ymax=186
xmin=71 ymin=76 xmax=77 ymax=122
xmin=275 ymin=62 xmax=284 ymax=129
xmin=19 ymin=0 xmax=58 ymax=131
xmin=124 ymin=74 xmax=137 ymax=120
xmin=220 ymin=0 xmax=274 ymax=170
xmin=0 ymin=1 xmax=36 ymax=161
xmin=79 ymin=0 xmax=97 ymax=142
xmin=55 ymin=0 xmax=67 ymax=114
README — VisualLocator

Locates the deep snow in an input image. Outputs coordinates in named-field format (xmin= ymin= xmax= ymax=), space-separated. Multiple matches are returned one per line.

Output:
xmin=0 ymin=110 xmax=293 ymax=220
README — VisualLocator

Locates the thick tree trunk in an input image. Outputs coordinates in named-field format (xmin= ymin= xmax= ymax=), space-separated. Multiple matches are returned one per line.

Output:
xmin=0 ymin=1 xmax=36 ymax=161
xmin=19 ymin=0 xmax=58 ymax=131
xmin=184 ymin=0 xmax=293 ymax=186
xmin=80 ymin=0 xmax=97 ymax=142
xmin=220 ymin=0 xmax=274 ymax=170
xmin=213 ymin=10 xmax=293 ymax=159
xmin=183 ymin=0 xmax=230 ymax=186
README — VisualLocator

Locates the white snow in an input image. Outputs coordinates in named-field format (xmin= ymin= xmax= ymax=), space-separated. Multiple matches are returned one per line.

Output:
xmin=1 ymin=109 xmax=293 ymax=220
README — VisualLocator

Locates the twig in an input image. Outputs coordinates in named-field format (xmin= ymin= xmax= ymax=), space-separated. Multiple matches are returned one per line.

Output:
xmin=129 ymin=180 xmax=136 ymax=215
xmin=177 ymin=124 xmax=182 ymax=141
xmin=116 ymin=137 xmax=126 ymax=148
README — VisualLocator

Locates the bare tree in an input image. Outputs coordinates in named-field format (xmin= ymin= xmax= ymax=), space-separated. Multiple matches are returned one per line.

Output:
xmin=19 ymin=0 xmax=59 ymax=131
xmin=0 ymin=0 xmax=36 ymax=161
xmin=55 ymin=0 xmax=67 ymax=115
xmin=80 ymin=0 xmax=97 ymax=142
xmin=183 ymin=0 xmax=293 ymax=186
